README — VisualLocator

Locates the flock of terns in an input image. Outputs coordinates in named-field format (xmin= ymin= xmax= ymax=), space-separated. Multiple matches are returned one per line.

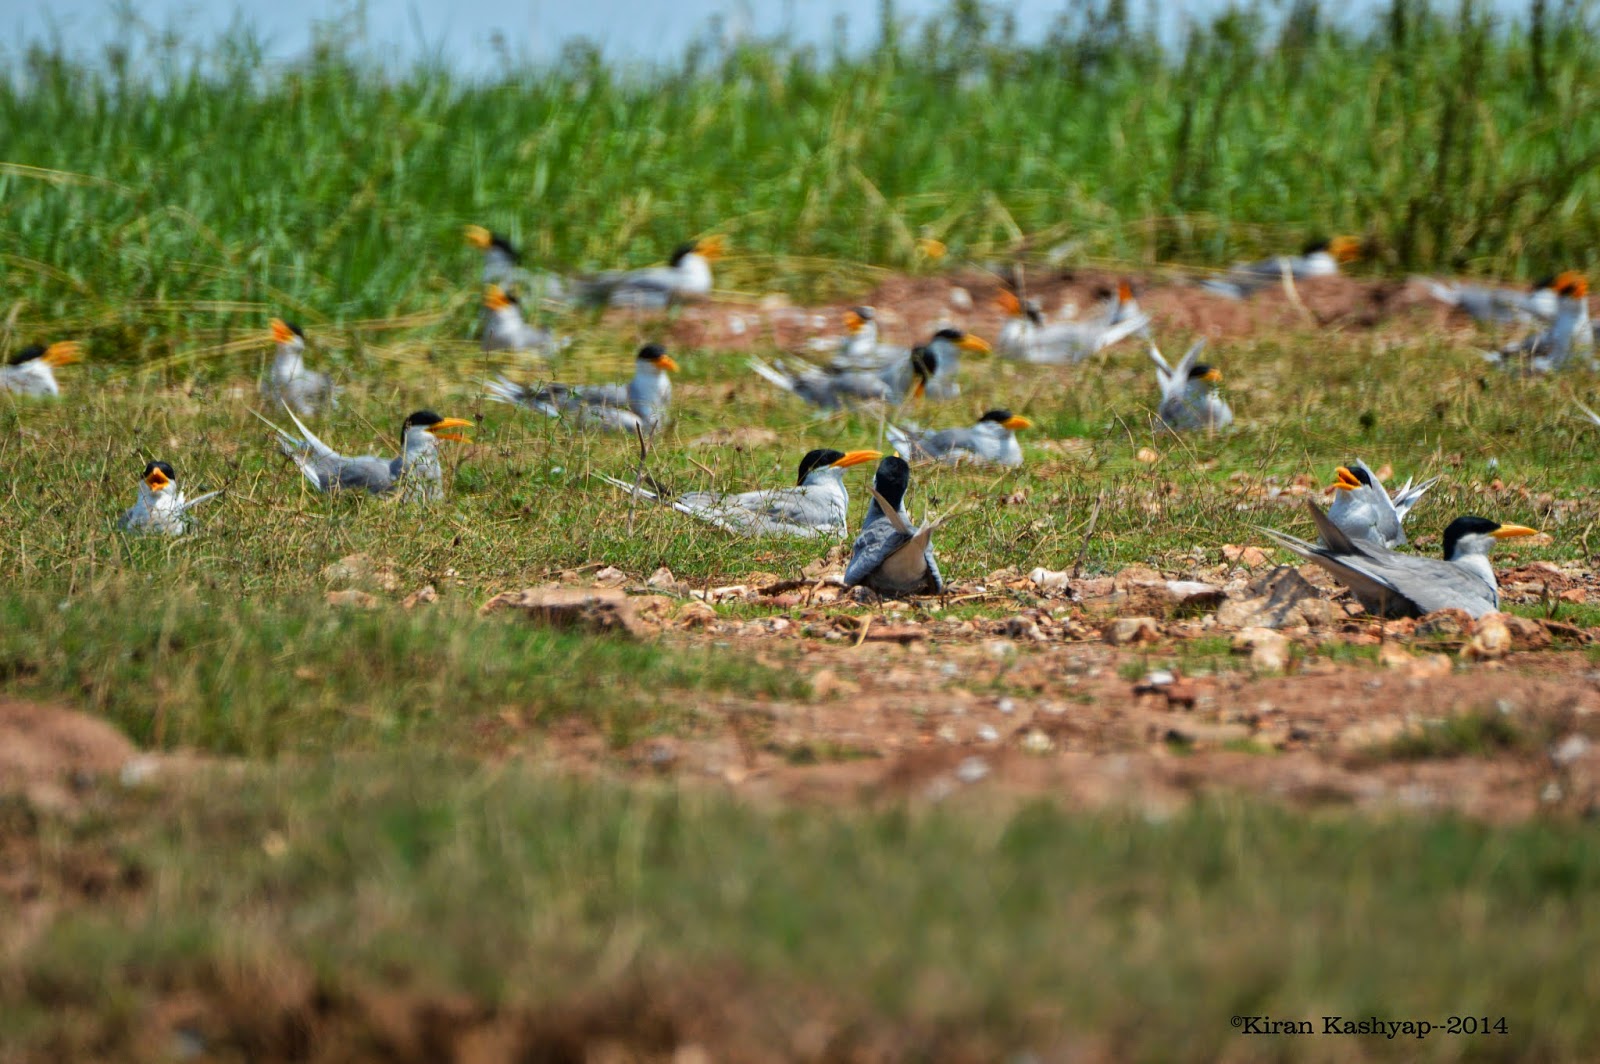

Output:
xmin=4 ymin=227 xmax=1589 ymax=613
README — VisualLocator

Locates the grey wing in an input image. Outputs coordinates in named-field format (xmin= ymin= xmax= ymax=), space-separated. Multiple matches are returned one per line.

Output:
xmin=1359 ymin=554 xmax=1497 ymax=617
xmin=845 ymin=522 xmax=911 ymax=587
xmin=1258 ymin=526 xmax=1419 ymax=618
xmin=574 ymin=382 xmax=630 ymax=407
xmin=331 ymin=455 xmax=398 ymax=494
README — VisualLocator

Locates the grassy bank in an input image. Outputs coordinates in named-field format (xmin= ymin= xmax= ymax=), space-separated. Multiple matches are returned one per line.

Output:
xmin=4 ymin=761 xmax=1598 ymax=1060
xmin=4 ymin=2 xmax=1600 ymax=361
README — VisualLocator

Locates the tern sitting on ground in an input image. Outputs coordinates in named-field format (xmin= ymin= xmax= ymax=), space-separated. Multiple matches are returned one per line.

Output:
xmin=260 ymin=406 xmax=471 ymax=502
xmin=593 ymin=448 xmax=881 ymax=538
xmin=465 ymin=225 xmax=522 ymax=286
xmin=261 ymin=320 xmax=338 ymax=416
xmin=996 ymin=285 xmax=1149 ymax=364
xmin=1200 ymin=236 xmax=1361 ymax=300
xmin=480 ymin=285 xmax=558 ymax=354
xmin=844 ymin=456 xmax=946 ymax=596
xmin=815 ymin=306 xmax=909 ymax=371
xmin=487 ymin=344 xmax=676 ymax=434
xmin=1423 ymin=275 xmax=1557 ymax=326
xmin=1260 ymin=500 xmax=1538 ymax=619
xmin=1150 ymin=338 xmax=1232 ymax=432
xmin=1483 ymin=273 xmax=1594 ymax=373
xmin=1324 ymin=460 xmax=1439 ymax=549
xmin=887 ymin=409 xmax=1032 ymax=468
xmin=573 ymin=236 xmax=723 ymax=308
xmin=117 ymin=461 xmax=221 ymax=535
xmin=748 ymin=346 xmax=935 ymax=410
xmin=1 ymin=341 xmax=81 ymax=397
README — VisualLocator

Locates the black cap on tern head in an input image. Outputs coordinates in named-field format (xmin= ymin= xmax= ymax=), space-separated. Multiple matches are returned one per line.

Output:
xmin=669 ymin=243 xmax=698 ymax=266
xmin=638 ymin=343 xmax=667 ymax=361
xmin=1302 ymin=237 xmax=1332 ymax=255
xmin=489 ymin=233 xmax=521 ymax=261
xmin=851 ymin=306 xmax=876 ymax=321
xmin=798 ymin=448 xmax=847 ymax=485
xmin=141 ymin=460 xmax=176 ymax=481
xmin=871 ymin=456 xmax=913 ymax=513
xmin=931 ymin=327 xmax=966 ymax=343
xmin=911 ymin=346 xmax=938 ymax=377
xmin=1345 ymin=462 xmax=1373 ymax=486
xmin=1023 ymin=299 xmax=1044 ymax=325
xmin=1440 ymin=516 xmax=1501 ymax=560
xmin=1532 ymin=274 xmax=1557 ymax=291
xmin=9 ymin=344 xmax=46 ymax=365
xmin=402 ymin=410 xmax=445 ymax=435
xmin=1188 ymin=363 xmax=1218 ymax=380
xmin=980 ymin=409 xmax=1017 ymax=425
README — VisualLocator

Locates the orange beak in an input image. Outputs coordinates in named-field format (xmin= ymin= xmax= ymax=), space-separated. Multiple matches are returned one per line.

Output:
xmin=464 ymin=224 xmax=492 ymax=250
xmin=428 ymin=416 xmax=473 ymax=443
xmin=694 ymin=235 xmax=726 ymax=261
xmin=270 ymin=319 xmax=297 ymax=345
xmin=830 ymin=449 xmax=882 ymax=469
xmin=653 ymin=354 xmax=680 ymax=373
xmin=144 ymin=468 xmax=172 ymax=491
xmin=1332 ymin=466 xmax=1363 ymax=491
xmin=484 ymin=284 xmax=512 ymax=311
xmin=958 ymin=334 xmax=992 ymax=354
xmin=1554 ymin=271 xmax=1590 ymax=299
xmin=1117 ymin=280 xmax=1134 ymax=303
xmin=1491 ymin=524 xmax=1540 ymax=540
xmin=1329 ymin=236 xmax=1362 ymax=263
xmin=43 ymin=341 xmax=82 ymax=367
xmin=844 ymin=310 xmax=866 ymax=333
xmin=995 ymin=291 xmax=1022 ymax=315
xmin=1002 ymin=415 xmax=1033 ymax=431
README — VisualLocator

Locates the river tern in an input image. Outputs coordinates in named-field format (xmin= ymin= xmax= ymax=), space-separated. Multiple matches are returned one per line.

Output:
xmin=996 ymin=285 xmax=1149 ymax=364
xmin=1260 ymin=500 xmax=1538 ymax=619
xmin=1150 ymin=339 xmax=1232 ymax=431
xmin=1423 ymin=275 xmax=1557 ymax=325
xmin=811 ymin=306 xmax=909 ymax=371
xmin=1483 ymin=272 xmax=1594 ymax=373
xmin=1 ymin=341 xmax=81 ymax=397
xmin=116 ymin=461 xmax=221 ymax=535
xmin=481 ymin=285 xmax=558 ymax=354
xmin=260 ymin=406 xmax=471 ymax=502
xmin=887 ymin=409 xmax=1032 ymax=467
xmin=1200 ymin=236 xmax=1361 ymax=300
xmin=593 ymin=448 xmax=881 ymax=538
xmin=261 ymin=319 xmax=338 ymax=415
xmin=574 ymin=236 xmax=723 ymax=308
xmin=1325 ymin=460 xmax=1439 ymax=549
xmin=844 ymin=456 xmax=945 ymax=596
xmin=487 ymin=343 xmax=676 ymax=434
xmin=748 ymin=345 xmax=935 ymax=410
xmin=465 ymin=225 xmax=521 ymax=286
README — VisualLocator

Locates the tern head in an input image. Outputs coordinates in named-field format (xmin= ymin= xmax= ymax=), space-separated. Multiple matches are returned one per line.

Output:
xmin=637 ymin=343 xmax=679 ymax=373
xmin=979 ymin=409 xmax=1033 ymax=431
xmin=995 ymin=290 xmax=1023 ymax=316
xmin=929 ymin=327 xmax=992 ymax=355
xmin=141 ymin=460 xmax=176 ymax=493
xmin=464 ymin=225 xmax=520 ymax=262
xmin=402 ymin=410 xmax=473 ymax=444
xmin=1440 ymin=516 xmax=1539 ymax=561
xmin=11 ymin=341 xmax=83 ymax=367
xmin=1554 ymin=271 xmax=1589 ymax=299
xmin=870 ymin=455 xmax=913 ymax=513
xmin=269 ymin=319 xmax=305 ymax=348
xmin=1117 ymin=279 xmax=1136 ymax=304
xmin=843 ymin=306 xmax=875 ymax=333
xmin=797 ymin=448 xmax=881 ymax=485
xmin=1318 ymin=235 xmax=1362 ymax=263
xmin=673 ymin=236 xmax=725 ymax=265
xmin=1531 ymin=274 xmax=1557 ymax=293
xmin=1332 ymin=463 xmax=1373 ymax=492
xmin=909 ymin=346 xmax=938 ymax=398
xmin=1188 ymin=363 xmax=1223 ymax=383
xmin=484 ymin=285 xmax=517 ymax=311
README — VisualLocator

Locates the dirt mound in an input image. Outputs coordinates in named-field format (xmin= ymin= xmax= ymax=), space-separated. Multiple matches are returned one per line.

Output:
xmin=0 ymin=700 xmax=138 ymax=808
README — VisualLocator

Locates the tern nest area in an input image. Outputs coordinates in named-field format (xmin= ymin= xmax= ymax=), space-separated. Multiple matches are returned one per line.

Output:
xmin=7 ymin=268 xmax=1600 ymax=1062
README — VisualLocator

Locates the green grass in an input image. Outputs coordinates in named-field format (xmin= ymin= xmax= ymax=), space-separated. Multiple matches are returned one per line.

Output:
xmin=4 ymin=761 xmax=1599 ymax=1060
xmin=4 ymin=3 xmax=1600 ymax=361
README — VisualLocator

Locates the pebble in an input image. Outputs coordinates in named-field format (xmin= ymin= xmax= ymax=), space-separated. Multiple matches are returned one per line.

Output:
xmin=956 ymin=756 xmax=990 ymax=783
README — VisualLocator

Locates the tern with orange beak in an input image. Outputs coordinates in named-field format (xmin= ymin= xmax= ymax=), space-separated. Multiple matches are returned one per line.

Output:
xmin=811 ymin=306 xmax=909 ymax=371
xmin=1483 ymin=272 xmax=1594 ymax=373
xmin=261 ymin=319 xmax=338 ymax=415
xmin=465 ymin=225 xmax=566 ymax=302
xmin=887 ymin=409 xmax=1033 ymax=468
xmin=573 ymin=236 xmax=724 ymax=308
xmin=748 ymin=345 xmax=937 ymax=410
xmin=1 ymin=341 xmax=82 ymax=397
xmin=995 ymin=284 xmax=1149 ymax=364
xmin=593 ymin=447 xmax=882 ymax=538
xmin=1324 ymin=460 xmax=1439 ymax=549
xmin=487 ymin=344 xmax=676 ymax=434
xmin=1200 ymin=236 xmax=1362 ymax=300
xmin=844 ymin=456 xmax=946 ymax=597
xmin=1150 ymin=339 xmax=1231 ymax=432
xmin=257 ymin=406 xmax=471 ymax=502
xmin=1260 ymin=501 xmax=1539 ymax=619
xmin=117 ymin=461 xmax=221 ymax=535
xmin=480 ymin=284 xmax=559 ymax=354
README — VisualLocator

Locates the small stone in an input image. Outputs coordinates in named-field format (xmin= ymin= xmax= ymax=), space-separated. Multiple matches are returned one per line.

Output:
xmin=976 ymin=724 xmax=1000 ymax=743
xmin=955 ymin=756 xmax=990 ymax=783
xmin=1560 ymin=588 xmax=1588 ymax=604
xmin=1136 ymin=447 xmax=1161 ymax=464
xmin=1105 ymin=617 xmax=1161 ymax=645
xmin=1407 ymin=654 xmax=1453 ymax=679
xmin=1416 ymin=608 xmax=1473 ymax=639
xmin=948 ymin=286 xmax=973 ymax=310
xmin=675 ymin=602 xmax=719 ymax=629
xmin=401 ymin=585 xmax=438 ymax=609
xmin=997 ymin=698 xmax=1016 ymax=715
xmin=1551 ymin=734 xmax=1590 ymax=767
xmin=1021 ymin=729 xmax=1054 ymax=754
xmin=1233 ymin=627 xmax=1289 ymax=671
xmin=1377 ymin=642 xmax=1415 ymax=669
xmin=1029 ymin=567 xmax=1072 ymax=592
xmin=324 ymin=589 xmax=379 ymax=609
xmin=1463 ymin=614 xmax=1512 ymax=661
xmin=646 ymin=566 xmax=683 ymax=593
xmin=479 ymin=587 xmax=652 ymax=638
